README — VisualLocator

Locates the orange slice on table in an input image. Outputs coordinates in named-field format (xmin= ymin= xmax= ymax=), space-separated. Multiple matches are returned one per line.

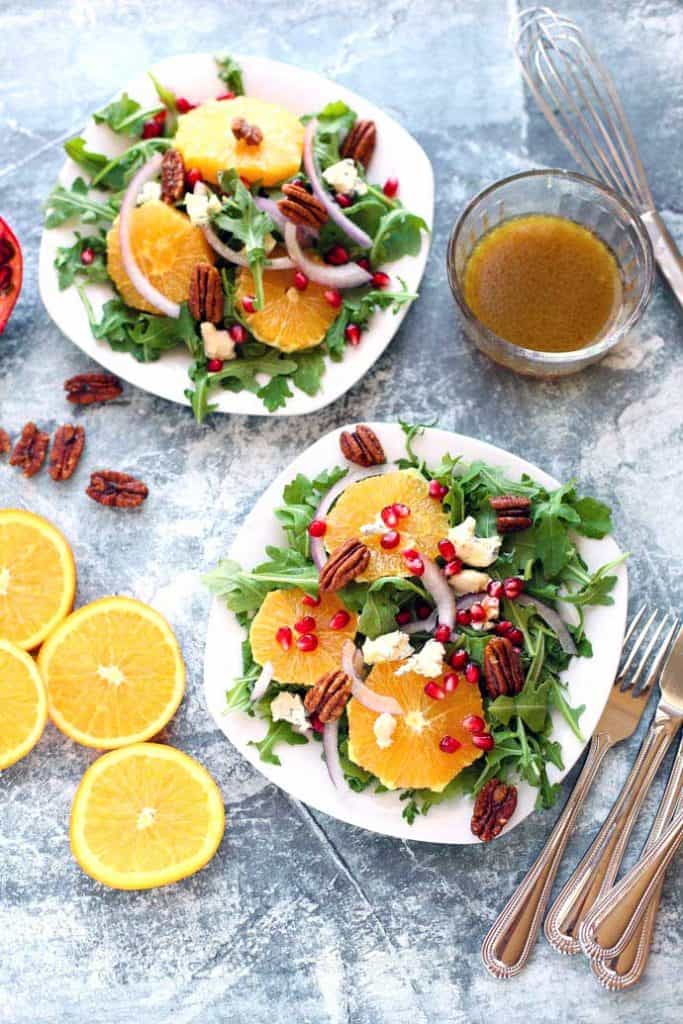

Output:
xmin=249 ymin=588 xmax=357 ymax=687
xmin=0 ymin=509 xmax=76 ymax=650
xmin=70 ymin=743 xmax=225 ymax=890
xmin=38 ymin=596 xmax=185 ymax=749
xmin=107 ymin=200 xmax=215 ymax=314
xmin=325 ymin=469 xmax=451 ymax=582
xmin=174 ymin=97 xmax=305 ymax=186
xmin=236 ymin=265 xmax=339 ymax=352
xmin=0 ymin=639 xmax=48 ymax=770
xmin=347 ymin=662 xmax=486 ymax=791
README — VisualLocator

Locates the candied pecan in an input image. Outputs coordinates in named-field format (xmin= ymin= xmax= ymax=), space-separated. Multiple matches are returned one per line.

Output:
xmin=86 ymin=470 xmax=148 ymax=508
xmin=64 ymin=372 xmax=122 ymax=405
xmin=9 ymin=422 xmax=49 ymax=477
xmin=489 ymin=494 xmax=532 ymax=533
xmin=340 ymin=119 xmax=376 ymax=168
xmin=277 ymin=182 xmax=328 ymax=230
xmin=160 ymin=148 xmax=185 ymax=204
xmin=49 ymin=424 xmax=85 ymax=482
xmin=189 ymin=263 xmax=224 ymax=324
xmin=471 ymin=779 xmax=518 ymax=842
xmin=0 ymin=428 xmax=10 ymax=456
xmin=483 ymin=636 xmax=525 ymax=699
xmin=319 ymin=539 xmax=370 ymax=593
xmin=304 ymin=670 xmax=352 ymax=723
xmin=231 ymin=117 xmax=263 ymax=146
xmin=339 ymin=424 xmax=385 ymax=467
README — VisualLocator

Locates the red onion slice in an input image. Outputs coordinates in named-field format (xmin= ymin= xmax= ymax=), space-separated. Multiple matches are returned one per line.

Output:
xmin=323 ymin=719 xmax=346 ymax=791
xmin=400 ymin=610 xmax=437 ymax=635
xmin=420 ymin=555 xmax=456 ymax=630
xmin=309 ymin=466 xmax=387 ymax=571
xmin=456 ymin=592 xmax=486 ymax=611
xmin=196 ymin=183 xmax=294 ymax=270
xmin=342 ymin=641 xmax=404 ymax=715
xmin=284 ymin=222 xmax=372 ymax=288
xmin=302 ymin=119 xmax=373 ymax=250
xmin=119 ymin=153 xmax=180 ymax=318
xmin=516 ymin=594 xmax=577 ymax=655
xmin=253 ymin=195 xmax=317 ymax=247
xmin=251 ymin=661 xmax=273 ymax=702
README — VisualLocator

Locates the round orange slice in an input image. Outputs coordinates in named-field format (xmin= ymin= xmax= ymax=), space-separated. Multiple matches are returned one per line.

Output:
xmin=236 ymin=265 xmax=339 ymax=352
xmin=347 ymin=662 xmax=486 ymax=791
xmin=70 ymin=743 xmax=225 ymax=890
xmin=0 ymin=639 xmax=48 ymax=770
xmin=38 ymin=596 xmax=185 ymax=749
xmin=249 ymin=588 xmax=357 ymax=687
xmin=0 ymin=509 xmax=76 ymax=650
xmin=325 ymin=469 xmax=451 ymax=582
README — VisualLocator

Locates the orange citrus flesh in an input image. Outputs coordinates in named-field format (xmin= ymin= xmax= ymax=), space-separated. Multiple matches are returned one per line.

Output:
xmin=236 ymin=265 xmax=339 ymax=352
xmin=0 ymin=639 xmax=48 ymax=770
xmin=107 ymin=200 xmax=215 ymax=314
xmin=174 ymin=97 xmax=305 ymax=186
xmin=70 ymin=743 xmax=225 ymax=890
xmin=38 ymin=596 xmax=185 ymax=749
xmin=325 ymin=469 xmax=451 ymax=582
xmin=249 ymin=588 xmax=357 ymax=687
xmin=0 ymin=509 xmax=76 ymax=651
xmin=347 ymin=662 xmax=486 ymax=791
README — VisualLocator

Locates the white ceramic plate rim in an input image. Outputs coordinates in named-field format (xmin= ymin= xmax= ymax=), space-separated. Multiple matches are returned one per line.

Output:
xmin=39 ymin=53 xmax=434 ymax=417
xmin=204 ymin=423 xmax=628 ymax=844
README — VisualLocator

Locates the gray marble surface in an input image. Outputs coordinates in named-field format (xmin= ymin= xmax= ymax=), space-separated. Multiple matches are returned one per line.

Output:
xmin=1 ymin=1 xmax=682 ymax=1021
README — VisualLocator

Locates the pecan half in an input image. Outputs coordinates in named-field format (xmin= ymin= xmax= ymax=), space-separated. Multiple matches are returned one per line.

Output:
xmin=9 ymin=422 xmax=49 ymax=477
xmin=340 ymin=119 xmax=376 ymax=168
xmin=49 ymin=424 xmax=85 ymax=481
xmin=304 ymin=670 xmax=352 ymax=723
xmin=0 ymin=428 xmax=10 ymax=456
xmin=231 ymin=117 xmax=263 ymax=146
xmin=86 ymin=470 xmax=148 ymax=508
xmin=339 ymin=424 xmax=385 ymax=467
xmin=188 ymin=263 xmax=224 ymax=324
xmin=489 ymin=494 xmax=532 ymax=533
xmin=277 ymin=182 xmax=328 ymax=230
xmin=319 ymin=539 xmax=370 ymax=593
xmin=471 ymin=779 xmax=518 ymax=842
xmin=64 ymin=372 xmax=122 ymax=405
xmin=160 ymin=148 xmax=185 ymax=204
xmin=483 ymin=636 xmax=525 ymax=699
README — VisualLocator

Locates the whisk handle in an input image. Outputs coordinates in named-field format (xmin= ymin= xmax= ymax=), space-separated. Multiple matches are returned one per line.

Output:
xmin=641 ymin=210 xmax=683 ymax=310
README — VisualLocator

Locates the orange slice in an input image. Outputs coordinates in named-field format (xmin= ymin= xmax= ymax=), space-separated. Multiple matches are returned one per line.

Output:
xmin=348 ymin=662 xmax=486 ymax=790
xmin=325 ymin=469 xmax=451 ymax=582
xmin=107 ymin=200 xmax=215 ymax=314
xmin=70 ymin=743 xmax=225 ymax=889
xmin=174 ymin=97 xmax=304 ymax=186
xmin=249 ymin=588 xmax=357 ymax=687
xmin=0 ymin=509 xmax=76 ymax=650
xmin=0 ymin=639 xmax=48 ymax=770
xmin=235 ymin=265 xmax=339 ymax=352
xmin=38 ymin=597 xmax=185 ymax=749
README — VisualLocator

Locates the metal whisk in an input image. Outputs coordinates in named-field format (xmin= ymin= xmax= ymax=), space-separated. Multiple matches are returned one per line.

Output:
xmin=515 ymin=6 xmax=683 ymax=308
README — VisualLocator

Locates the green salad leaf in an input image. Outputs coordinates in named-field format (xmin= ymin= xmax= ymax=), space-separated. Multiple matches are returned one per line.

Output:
xmin=310 ymin=100 xmax=357 ymax=169
xmin=54 ymin=231 xmax=109 ymax=290
xmin=249 ymin=720 xmax=308 ymax=766
xmin=215 ymin=54 xmax=245 ymax=96
xmin=213 ymin=172 xmax=275 ymax=310
xmin=93 ymin=92 xmax=163 ymax=136
xmin=370 ymin=207 xmax=429 ymax=264
xmin=78 ymin=290 xmax=198 ymax=363
xmin=44 ymin=178 xmax=120 ymax=228
xmin=148 ymin=72 xmax=179 ymax=136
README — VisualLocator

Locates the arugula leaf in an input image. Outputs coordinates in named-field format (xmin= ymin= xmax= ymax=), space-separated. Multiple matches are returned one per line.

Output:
xmin=44 ymin=178 xmax=119 ymax=228
xmin=277 ymin=467 xmax=347 ymax=556
xmin=487 ymin=677 xmax=552 ymax=733
xmin=204 ymin=549 xmax=319 ymax=621
xmin=215 ymin=54 xmax=245 ymax=96
xmin=354 ymin=577 xmax=427 ymax=638
xmin=561 ymin=554 xmax=626 ymax=607
xmin=79 ymin=290 xmax=198 ymax=363
xmin=54 ymin=231 xmax=108 ymax=290
xmin=64 ymin=137 xmax=109 ymax=178
xmin=571 ymin=496 xmax=613 ymax=539
xmin=249 ymin=719 xmax=308 ymax=766
xmin=258 ymin=375 xmax=293 ymax=412
xmin=339 ymin=737 xmax=374 ymax=792
xmin=93 ymin=92 xmax=163 ymax=136
xmin=322 ymin=282 xmax=417 ymax=361
xmin=310 ymin=100 xmax=357 ymax=169
xmin=148 ymin=72 xmax=178 ymax=136
xmin=90 ymin=138 xmax=170 ymax=189
xmin=291 ymin=349 xmax=326 ymax=396
xmin=371 ymin=207 xmax=429 ymax=264
xmin=548 ymin=679 xmax=585 ymax=741
xmin=212 ymin=175 xmax=275 ymax=309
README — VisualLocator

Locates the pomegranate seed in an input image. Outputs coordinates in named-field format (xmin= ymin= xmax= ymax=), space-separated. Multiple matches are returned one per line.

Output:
xmin=217 ymin=91 xmax=235 ymax=100
xmin=403 ymin=547 xmax=419 ymax=561
xmin=329 ymin=610 xmax=351 ymax=630
xmin=450 ymin=650 xmax=468 ymax=670
xmin=383 ymin=177 xmax=399 ymax=198
xmin=503 ymin=576 xmax=525 ymax=599
xmin=175 ymin=97 xmax=193 ymax=113
xmin=326 ymin=245 xmax=349 ymax=266
xmin=344 ymin=323 xmax=361 ymax=346
xmin=294 ymin=616 xmax=317 ymax=634
xmin=229 ymin=324 xmax=247 ymax=344
xmin=302 ymin=593 xmax=321 ymax=607
xmin=443 ymin=673 xmax=459 ymax=693
xmin=372 ymin=270 xmax=390 ymax=289
xmin=487 ymin=579 xmax=504 ymax=599
xmin=276 ymin=626 xmax=292 ymax=651
xmin=297 ymin=633 xmax=318 ymax=652
xmin=207 ymin=358 xmax=223 ymax=372
xmin=356 ymin=257 xmax=371 ymax=271
xmin=507 ymin=627 xmax=524 ymax=647
xmin=456 ymin=609 xmax=472 ymax=626
xmin=395 ymin=610 xmax=412 ymax=626
xmin=240 ymin=176 xmax=251 ymax=189
xmin=381 ymin=505 xmax=399 ymax=528
xmin=428 ymin=479 xmax=448 ymax=499
xmin=406 ymin=558 xmax=425 ymax=577
xmin=324 ymin=288 xmax=342 ymax=308
xmin=470 ymin=603 xmax=486 ymax=623
xmin=241 ymin=295 xmax=256 ymax=314
xmin=438 ymin=539 xmax=456 ymax=562
xmin=308 ymin=518 xmax=327 ymax=538
xmin=424 ymin=681 xmax=446 ymax=701
xmin=293 ymin=270 xmax=308 ymax=291
xmin=465 ymin=662 xmax=480 ymax=685
xmin=153 ymin=109 xmax=167 ymax=125
xmin=495 ymin=620 xmax=513 ymax=636
xmin=80 ymin=247 xmax=95 ymax=266
xmin=444 ymin=558 xmax=464 ymax=577
xmin=309 ymin=713 xmax=325 ymax=734
xmin=416 ymin=602 xmax=433 ymax=620
xmin=393 ymin=503 xmax=411 ymax=519
xmin=381 ymin=530 xmax=400 ymax=550
xmin=435 ymin=624 xmax=451 ymax=643
xmin=472 ymin=732 xmax=495 ymax=751
xmin=439 ymin=735 xmax=462 ymax=754
xmin=462 ymin=714 xmax=485 ymax=734
xmin=185 ymin=168 xmax=203 ymax=189
xmin=336 ymin=194 xmax=351 ymax=208
xmin=141 ymin=120 xmax=162 ymax=139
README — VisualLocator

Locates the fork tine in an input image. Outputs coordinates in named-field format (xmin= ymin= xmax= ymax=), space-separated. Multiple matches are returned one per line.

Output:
xmin=623 ymin=603 xmax=647 ymax=646
xmin=633 ymin=618 xmax=680 ymax=695
xmin=627 ymin=614 xmax=671 ymax=691
xmin=616 ymin=608 xmax=658 ymax=686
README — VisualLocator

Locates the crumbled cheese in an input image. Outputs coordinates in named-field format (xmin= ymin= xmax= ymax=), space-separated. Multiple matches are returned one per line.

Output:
xmin=362 ymin=630 xmax=413 ymax=665
xmin=270 ymin=691 xmax=309 ymax=733
xmin=472 ymin=595 xmax=500 ymax=631
xmin=136 ymin=181 xmax=162 ymax=206
xmin=448 ymin=568 xmax=491 ymax=595
xmin=322 ymin=158 xmax=368 ymax=196
xmin=373 ymin=713 xmax=396 ymax=749
xmin=448 ymin=516 xmax=501 ymax=568
xmin=359 ymin=516 xmax=386 ymax=537
xmin=200 ymin=322 xmax=236 ymax=361
xmin=396 ymin=639 xmax=445 ymax=678
xmin=184 ymin=188 xmax=222 ymax=226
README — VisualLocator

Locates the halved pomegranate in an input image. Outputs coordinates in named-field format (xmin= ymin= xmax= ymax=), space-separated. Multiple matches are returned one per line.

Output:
xmin=0 ymin=218 xmax=22 ymax=335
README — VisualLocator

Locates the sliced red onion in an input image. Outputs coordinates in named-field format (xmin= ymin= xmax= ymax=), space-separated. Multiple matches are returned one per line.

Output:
xmin=253 ymin=195 xmax=317 ymax=247
xmin=302 ymin=119 xmax=373 ymax=250
xmin=283 ymin=222 xmax=372 ymax=288
xmin=342 ymin=641 xmax=404 ymax=715
xmin=119 ymin=153 xmax=180 ymax=318
xmin=420 ymin=555 xmax=456 ymax=630
xmin=516 ymin=594 xmax=577 ymax=655
xmin=196 ymin=183 xmax=294 ymax=270
xmin=309 ymin=465 xmax=387 ymax=571
xmin=251 ymin=661 xmax=273 ymax=702
xmin=456 ymin=592 xmax=486 ymax=611
xmin=323 ymin=719 xmax=345 ymax=791
xmin=400 ymin=610 xmax=437 ymax=635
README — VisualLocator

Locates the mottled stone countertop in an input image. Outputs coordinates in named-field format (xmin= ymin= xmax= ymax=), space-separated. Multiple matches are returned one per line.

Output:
xmin=0 ymin=1 xmax=681 ymax=1021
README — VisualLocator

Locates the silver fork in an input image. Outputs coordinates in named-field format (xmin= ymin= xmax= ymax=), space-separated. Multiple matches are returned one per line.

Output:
xmin=481 ymin=607 xmax=676 ymax=978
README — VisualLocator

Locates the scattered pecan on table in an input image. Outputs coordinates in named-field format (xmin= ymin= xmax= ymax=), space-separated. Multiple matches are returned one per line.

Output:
xmin=9 ymin=422 xmax=49 ymax=477
xmin=471 ymin=779 xmax=518 ymax=842
xmin=319 ymin=539 xmax=370 ymax=593
xmin=483 ymin=635 xmax=525 ymax=699
xmin=0 ymin=428 xmax=10 ymax=456
xmin=339 ymin=424 xmax=385 ymax=467
xmin=231 ymin=117 xmax=263 ymax=146
xmin=489 ymin=494 xmax=532 ymax=534
xmin=189 ymin=263 xmax=224 ymax=324
xmin=49 ymin=424 xmax=85 ymax=482
xmin=64 ymin=372 xmax=122 ymax=405
xmin=86 ymin=470 xmax=148 ymax=509
xmin=340 ymin=119 xmax=376 ymax=168
xmin=277 ymin=182 xmax=328 ymax=230
xmin=304 ymin=670 xmax=352 ymax=724
xmin=160 ymin=148 xmax=186 ymax=205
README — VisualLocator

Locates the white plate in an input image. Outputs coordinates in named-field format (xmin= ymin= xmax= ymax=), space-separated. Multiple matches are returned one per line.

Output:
xmin=39 ymin=54 xmax=433 ymax=417
xmin=204 ymin=423 xmax=628 ymax=844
